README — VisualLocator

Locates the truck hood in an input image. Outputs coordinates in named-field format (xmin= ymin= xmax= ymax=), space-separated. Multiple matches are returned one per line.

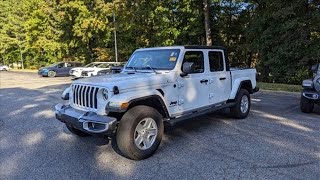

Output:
xmin=73 ymin=71 xmax=176 ymax=91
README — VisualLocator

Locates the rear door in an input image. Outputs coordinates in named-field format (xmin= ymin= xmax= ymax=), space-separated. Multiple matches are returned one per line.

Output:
xmin=177 ymin=50 xmax=210 ymax=112
xmin=208 ymin=50 xmax=231 ymax=104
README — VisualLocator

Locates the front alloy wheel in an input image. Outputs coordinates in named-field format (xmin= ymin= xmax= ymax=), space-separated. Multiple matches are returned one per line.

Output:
xmin=134 ymin=118 xmax=158 ymax=150
xmin=116 ymin=105 xmax=163 ymax=160
xmin=48 ymin=70 xmax=56 ymax=77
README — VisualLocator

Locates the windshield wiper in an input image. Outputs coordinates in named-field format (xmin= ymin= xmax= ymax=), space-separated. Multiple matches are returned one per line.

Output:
xmin=126 ymin=66 xmax=137 ymax=72
xmin=145 ymin=65 xmax=160 ymax=74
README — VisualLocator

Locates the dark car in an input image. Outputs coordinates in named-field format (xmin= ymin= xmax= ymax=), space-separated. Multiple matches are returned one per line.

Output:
xmin=38 ymin=62 xmax=82 ymax=77
xmin=300 ymin=64 xmax=320 ymax=113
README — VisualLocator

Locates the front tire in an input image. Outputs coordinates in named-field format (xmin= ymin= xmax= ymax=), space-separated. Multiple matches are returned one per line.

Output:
xmin=116 ymin=105 xmax=164 ymax=160
xmin=66 ymin=125 xmax=91 ymax=137
xmin=300 ymin=95 xmax=314 ymax=113
xmin=231 ymin=89 xmax=251 ymax=119
xmin=48 ymin=70 xmax=56 ymax=77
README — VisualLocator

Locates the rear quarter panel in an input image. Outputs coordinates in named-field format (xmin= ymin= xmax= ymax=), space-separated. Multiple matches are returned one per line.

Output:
xmin=229 ymin=68 xmax=257 ymax=99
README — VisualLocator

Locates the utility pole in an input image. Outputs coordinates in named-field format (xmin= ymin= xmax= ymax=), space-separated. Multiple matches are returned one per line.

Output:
xmin=18 ymin=38 xmax=24 ymax=69
xmin=113 ymin=1 xmax=118 ymax=62
xmin=203 ymin=0 xmax=212 ymax=46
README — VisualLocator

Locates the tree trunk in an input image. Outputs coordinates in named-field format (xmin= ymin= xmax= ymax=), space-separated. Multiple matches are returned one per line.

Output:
xmin=203 ymin=0 xmax=212 ymax=46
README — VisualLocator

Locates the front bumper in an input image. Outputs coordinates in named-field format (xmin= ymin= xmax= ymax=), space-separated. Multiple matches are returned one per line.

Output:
xmin=55 ymin=104 xmax=117 ymax=136
xmin=38 ymin=71 xmax=48 ymax=76
xmin=302 ymin=90 xmax=320 ymax=103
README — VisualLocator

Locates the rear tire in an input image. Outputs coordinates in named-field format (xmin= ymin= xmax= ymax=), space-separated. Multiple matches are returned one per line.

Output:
xmin=48 ymin=70 xmax=56 ymax=77
xmin=66 ymin=125 xmax=91 ymax=137
xmin=116 ymin=105 xmax=164 ymax=160
xmin=230 ymin=89 xmax=251 ymax=119
xmin=300 ymin=95 xmax=314 ymax=113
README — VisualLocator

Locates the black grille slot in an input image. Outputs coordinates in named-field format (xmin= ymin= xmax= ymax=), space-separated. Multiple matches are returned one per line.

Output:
xmin=72 ymin=84 xmax=99 ymax=110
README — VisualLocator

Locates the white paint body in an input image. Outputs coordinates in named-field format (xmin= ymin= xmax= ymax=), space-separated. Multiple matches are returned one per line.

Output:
xmin=65 ymin=46 xmax=257 ymax=118
xmin=70 ymin=62 xmax=122 ymax=78
xmin=0 ymin=65 xmax=9 ymax=71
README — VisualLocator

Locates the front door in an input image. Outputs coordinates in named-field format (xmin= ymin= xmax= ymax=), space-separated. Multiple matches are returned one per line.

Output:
xmin=177 ymin=51 xmax=210 ymax=112
xmin=61 ymin=62 xmax=72 ymax=75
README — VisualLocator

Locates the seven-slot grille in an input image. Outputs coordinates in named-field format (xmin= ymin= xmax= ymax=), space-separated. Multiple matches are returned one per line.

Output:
xmin=72 ymin=84 xmax=99 ymax=109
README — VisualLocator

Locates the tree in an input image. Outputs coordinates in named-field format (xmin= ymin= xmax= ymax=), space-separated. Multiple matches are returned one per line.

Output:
xmin=203 ymin=0 xmax=212 ymax=45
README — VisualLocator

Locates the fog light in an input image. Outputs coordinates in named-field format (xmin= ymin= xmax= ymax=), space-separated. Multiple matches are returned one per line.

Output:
xmin=313 ymin=94 xmax=318 ymax=99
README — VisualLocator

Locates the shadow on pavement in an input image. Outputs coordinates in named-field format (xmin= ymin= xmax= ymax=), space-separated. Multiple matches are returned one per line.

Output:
xmin=0 ymin=87 xmax=319 ymax=179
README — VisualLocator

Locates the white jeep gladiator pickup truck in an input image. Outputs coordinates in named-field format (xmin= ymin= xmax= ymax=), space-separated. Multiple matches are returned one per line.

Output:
xmin=55 ymin=46 xmax=259 ymax=160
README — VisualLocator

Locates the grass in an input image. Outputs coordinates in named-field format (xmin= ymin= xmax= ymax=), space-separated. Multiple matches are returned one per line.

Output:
xmin=257 ymin=82 xmax=302 ymax=92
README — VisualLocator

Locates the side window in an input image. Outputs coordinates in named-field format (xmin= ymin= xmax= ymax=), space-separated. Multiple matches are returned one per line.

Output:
xmin=57 ymin=63 xmax=64 ymax=68
xmin=182 ymin=51 xmax=204 ymax=73
xmin=66 ymin=63 xmax=72 ymax=67
xmin=209 ymin=51 xmax=224 ymax=72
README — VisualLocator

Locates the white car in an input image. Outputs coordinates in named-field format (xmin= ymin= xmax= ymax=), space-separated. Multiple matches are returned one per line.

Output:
xmin=56 ymin=46 xmax=259 ymax=160
xmin=70 ymin=62 xmax=122 ymax=78
xmin=0 ymin=65 xmax=9 ymax=71
xmin=69 ymin=62 xmax=104 ymax=78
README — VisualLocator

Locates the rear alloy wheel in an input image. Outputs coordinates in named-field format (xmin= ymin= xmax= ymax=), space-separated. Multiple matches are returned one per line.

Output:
xmin=48 ymin=70 xmax=56 ymax=77
xmin=231 ymin=89 xmax=251 ymax=119
xmin=300 ymin=95 xmax=314 ymax=113
xmin=116 ymin=105 xmax=163 ymax=160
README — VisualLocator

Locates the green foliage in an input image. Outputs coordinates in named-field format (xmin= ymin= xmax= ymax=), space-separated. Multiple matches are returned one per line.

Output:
xmin=247 ymin=0 xmax=320 ymax=84
xmin=0 ymin=0 xmax=319 ymax=84
xmin=257 ymin=82 xmax=302 ymax=92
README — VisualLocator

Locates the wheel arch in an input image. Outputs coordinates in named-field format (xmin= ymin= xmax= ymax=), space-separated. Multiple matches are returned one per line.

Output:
xmin=229 ymin=79 xmax=253 ymax=100
xmin=127 ymin=95 xmax=170 ymax=119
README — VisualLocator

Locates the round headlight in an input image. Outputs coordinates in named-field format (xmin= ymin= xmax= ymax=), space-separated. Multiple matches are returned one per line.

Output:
xmin=102 ymin=88 xmax=109 ymax=100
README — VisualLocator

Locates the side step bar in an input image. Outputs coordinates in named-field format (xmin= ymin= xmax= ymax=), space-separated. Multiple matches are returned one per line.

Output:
xmin=165 ymin=102 xmax=236 ymax=126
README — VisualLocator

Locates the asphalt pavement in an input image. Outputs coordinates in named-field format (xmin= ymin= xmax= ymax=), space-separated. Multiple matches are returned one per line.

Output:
xmin=0 ymin=71 xmax=319 ymax=180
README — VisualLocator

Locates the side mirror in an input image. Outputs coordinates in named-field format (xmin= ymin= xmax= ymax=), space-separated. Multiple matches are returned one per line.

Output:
xmin=311 ymin=64 xmax=319 ymax=73
xmin=180 ymin=62 xmax=194 ymax=77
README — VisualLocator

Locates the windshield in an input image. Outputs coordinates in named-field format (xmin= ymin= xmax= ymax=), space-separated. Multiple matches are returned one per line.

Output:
xmin=84 ymin=62 xmax=101 ymax=67
xmin=126 ymin=49 xmax=180 ymax=70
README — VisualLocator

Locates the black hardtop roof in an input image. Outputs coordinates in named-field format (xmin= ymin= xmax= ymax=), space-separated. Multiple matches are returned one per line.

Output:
xmin=183 ymin=45 xmax=227 ymax=50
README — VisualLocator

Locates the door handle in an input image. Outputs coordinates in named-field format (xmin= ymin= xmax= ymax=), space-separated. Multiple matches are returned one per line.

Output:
xmin=219 ymin=77 xmax=226 ymax=80
xmin=200 ymin=79 xmax=209 ymax=83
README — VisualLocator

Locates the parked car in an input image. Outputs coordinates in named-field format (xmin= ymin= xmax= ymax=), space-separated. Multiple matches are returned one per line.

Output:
xmin=38 ymin=62 xmax=82 ymax=77
xmin=55 ymin=46 xmax=259 ymax=160
xmin=77 ymin=62 xmax=124 ymax=78
xmin=0 ymin=65 xmax=10 ymax=71
xmin=69 ymin=62 xmax=105 ymax=78
xmin=97 ymin=65 xmax=124 ymax=76
xmin=300 ymin=63 xmax=320 ymax=113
